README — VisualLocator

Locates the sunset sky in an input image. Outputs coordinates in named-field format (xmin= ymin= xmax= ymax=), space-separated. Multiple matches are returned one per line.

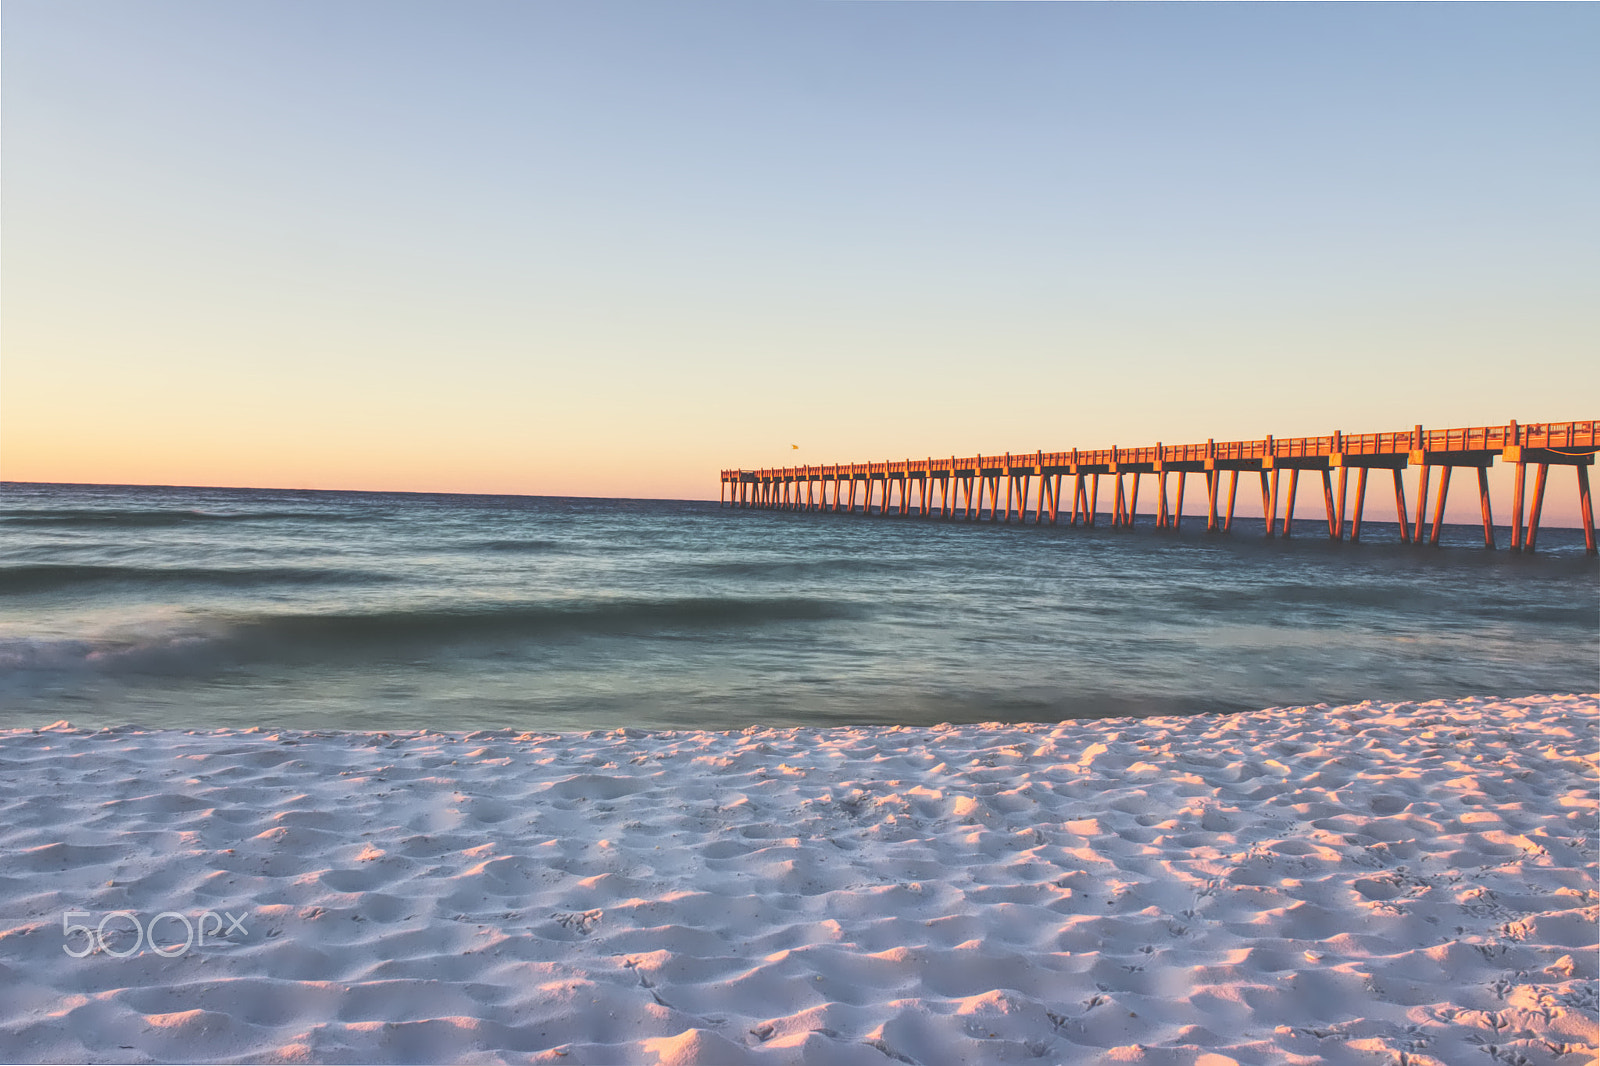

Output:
xmin=3 ymin=2 xmax=1595 ymax=519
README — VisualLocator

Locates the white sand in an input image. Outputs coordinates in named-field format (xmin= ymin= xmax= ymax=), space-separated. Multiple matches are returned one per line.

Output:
xmin=1 ymin=695 xmax=1595 ymax=1066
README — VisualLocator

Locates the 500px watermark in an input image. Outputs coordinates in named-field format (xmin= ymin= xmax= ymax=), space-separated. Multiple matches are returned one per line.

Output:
xmin=62 ymin=910 xmax=248 ymax=958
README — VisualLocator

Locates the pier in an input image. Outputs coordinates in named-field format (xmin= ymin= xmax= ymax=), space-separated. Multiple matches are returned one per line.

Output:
xmin=721 ymin=420 xmax=1598 ymax=554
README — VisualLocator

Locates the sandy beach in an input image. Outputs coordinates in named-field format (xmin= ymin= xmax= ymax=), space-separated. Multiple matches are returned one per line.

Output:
xmin=1 ymin=693 xmax=1595 ymax=1065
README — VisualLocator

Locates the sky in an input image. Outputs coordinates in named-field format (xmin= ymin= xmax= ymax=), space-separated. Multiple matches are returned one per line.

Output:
xmin=3 ymin=1 xmax=1596 ymax=519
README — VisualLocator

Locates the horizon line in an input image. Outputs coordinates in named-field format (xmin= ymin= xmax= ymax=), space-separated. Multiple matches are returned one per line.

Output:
xmin=5 ymin=478 xmax=1592 ymax=530
xmin=0 ymin=479 xmax=709 ymax=504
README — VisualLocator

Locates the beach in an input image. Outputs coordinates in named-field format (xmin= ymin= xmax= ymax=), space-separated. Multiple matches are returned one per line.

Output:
xmin=8 ymin=1 xmax=1599 ymax=1062
xmin=2 ymin=693 xmax=1594 ymax=1064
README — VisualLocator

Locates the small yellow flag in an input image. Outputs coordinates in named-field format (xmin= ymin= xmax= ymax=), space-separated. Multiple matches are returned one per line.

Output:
xmin=791 ymin=444 xmax=800 ymax=449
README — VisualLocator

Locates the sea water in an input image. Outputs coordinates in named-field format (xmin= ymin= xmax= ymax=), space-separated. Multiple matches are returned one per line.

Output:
xmin=2 ymin=481 xmax=1594 ymax=732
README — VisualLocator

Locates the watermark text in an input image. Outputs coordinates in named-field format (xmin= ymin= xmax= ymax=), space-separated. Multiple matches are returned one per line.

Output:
xmin=62 ymin=909 xmax=248 ymax=958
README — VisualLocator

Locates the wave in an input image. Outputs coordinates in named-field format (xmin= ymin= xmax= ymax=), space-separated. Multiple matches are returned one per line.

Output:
xmin=0 ymin=596 xmax=865 ymax=676
xmin=1168 ymin=582 xmax=1596 ymax=626
xmin=682 ymin=557 xmax=915 ymax=579
xmin=473 ymin=539 xmax=564 ymax=552
xmin=1171 ymin=582 xmax=1448 ymax=613
xmin=235 ymin=596 xmax=863 ymax=645
xmin=0 ymin=508 xmax=364 ymax=528
xmin=0 ymin=564 xmax=394 ymax=595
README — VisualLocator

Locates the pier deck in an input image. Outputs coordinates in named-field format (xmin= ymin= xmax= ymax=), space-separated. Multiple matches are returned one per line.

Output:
xmin=721 ymin=420 xmax=1598 ymax=554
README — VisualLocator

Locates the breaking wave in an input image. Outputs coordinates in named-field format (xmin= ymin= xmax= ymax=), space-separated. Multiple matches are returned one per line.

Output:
xmin=0 ymin=596 xmax=865 ymax=677
xmin=0 ymin=564 xmax=394 ymax=595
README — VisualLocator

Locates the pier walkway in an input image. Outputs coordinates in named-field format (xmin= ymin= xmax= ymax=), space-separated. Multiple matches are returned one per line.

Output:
xmin=721 ymin=420 xmax=1598 ymax=554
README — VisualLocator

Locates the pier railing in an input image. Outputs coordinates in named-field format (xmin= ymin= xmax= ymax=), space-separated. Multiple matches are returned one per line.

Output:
xmin=721 ymin=420 xmax=1597 ymax=554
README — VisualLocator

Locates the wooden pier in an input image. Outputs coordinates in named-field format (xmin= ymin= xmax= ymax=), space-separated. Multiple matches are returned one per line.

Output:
xmin=721 ymin=420 xmax=1598 ymax=554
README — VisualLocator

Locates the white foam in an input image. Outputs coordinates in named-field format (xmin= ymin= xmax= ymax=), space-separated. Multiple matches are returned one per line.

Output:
xmin=1 ymin=694 xmax=1595 ymax=1064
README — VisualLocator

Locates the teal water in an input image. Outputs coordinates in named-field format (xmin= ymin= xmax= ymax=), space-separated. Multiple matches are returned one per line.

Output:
xmin=2 ymin=481 xmax=1594 ymax=732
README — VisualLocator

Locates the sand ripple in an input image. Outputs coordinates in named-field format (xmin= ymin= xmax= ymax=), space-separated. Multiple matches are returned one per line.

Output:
xmin=1 ymin=695 xmax=1595 ymax=1064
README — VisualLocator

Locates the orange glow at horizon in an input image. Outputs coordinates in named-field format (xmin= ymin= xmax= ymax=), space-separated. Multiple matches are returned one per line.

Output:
xmin=4 ymin=412 xmax=1589 ymax=528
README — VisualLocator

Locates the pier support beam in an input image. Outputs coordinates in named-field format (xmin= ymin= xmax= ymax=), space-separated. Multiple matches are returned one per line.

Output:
xmin=1351 ymin=468 xmax=1368 ymax=542
xmin=1510 ymin=461 xmax=1525 ymax=549
xmin=1322 ymin=469 xmax=1337 ymax=540
xmin=1265 ymin=470 xmax=1280 ymax=538
xmin=1412 ymin=464 xmax=1431 ymax=545
xmin=1527 ymin=463 xmax=1549 ymax=551
xmin=1393 ymin=469 xmax=1410 ymax=543
xmin=1579 ymin=464 xmax=1596 ymax=554
xmin=1334 ymin=468 xmax=1348 ymax=540
xmin=1429 ymin=467 xmax=1452 ymax=546
xmin=1477 ymin=468 xmax=1494 ymax=548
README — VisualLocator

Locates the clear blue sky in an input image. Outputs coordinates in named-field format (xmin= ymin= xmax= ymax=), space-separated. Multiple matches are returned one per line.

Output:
xmin=4 ymin=2 xmax=1596 ymax=507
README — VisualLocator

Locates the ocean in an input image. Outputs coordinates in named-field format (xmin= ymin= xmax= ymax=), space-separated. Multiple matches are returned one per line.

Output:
xmin=1 ymin=481 xmax=1594 ymax=733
